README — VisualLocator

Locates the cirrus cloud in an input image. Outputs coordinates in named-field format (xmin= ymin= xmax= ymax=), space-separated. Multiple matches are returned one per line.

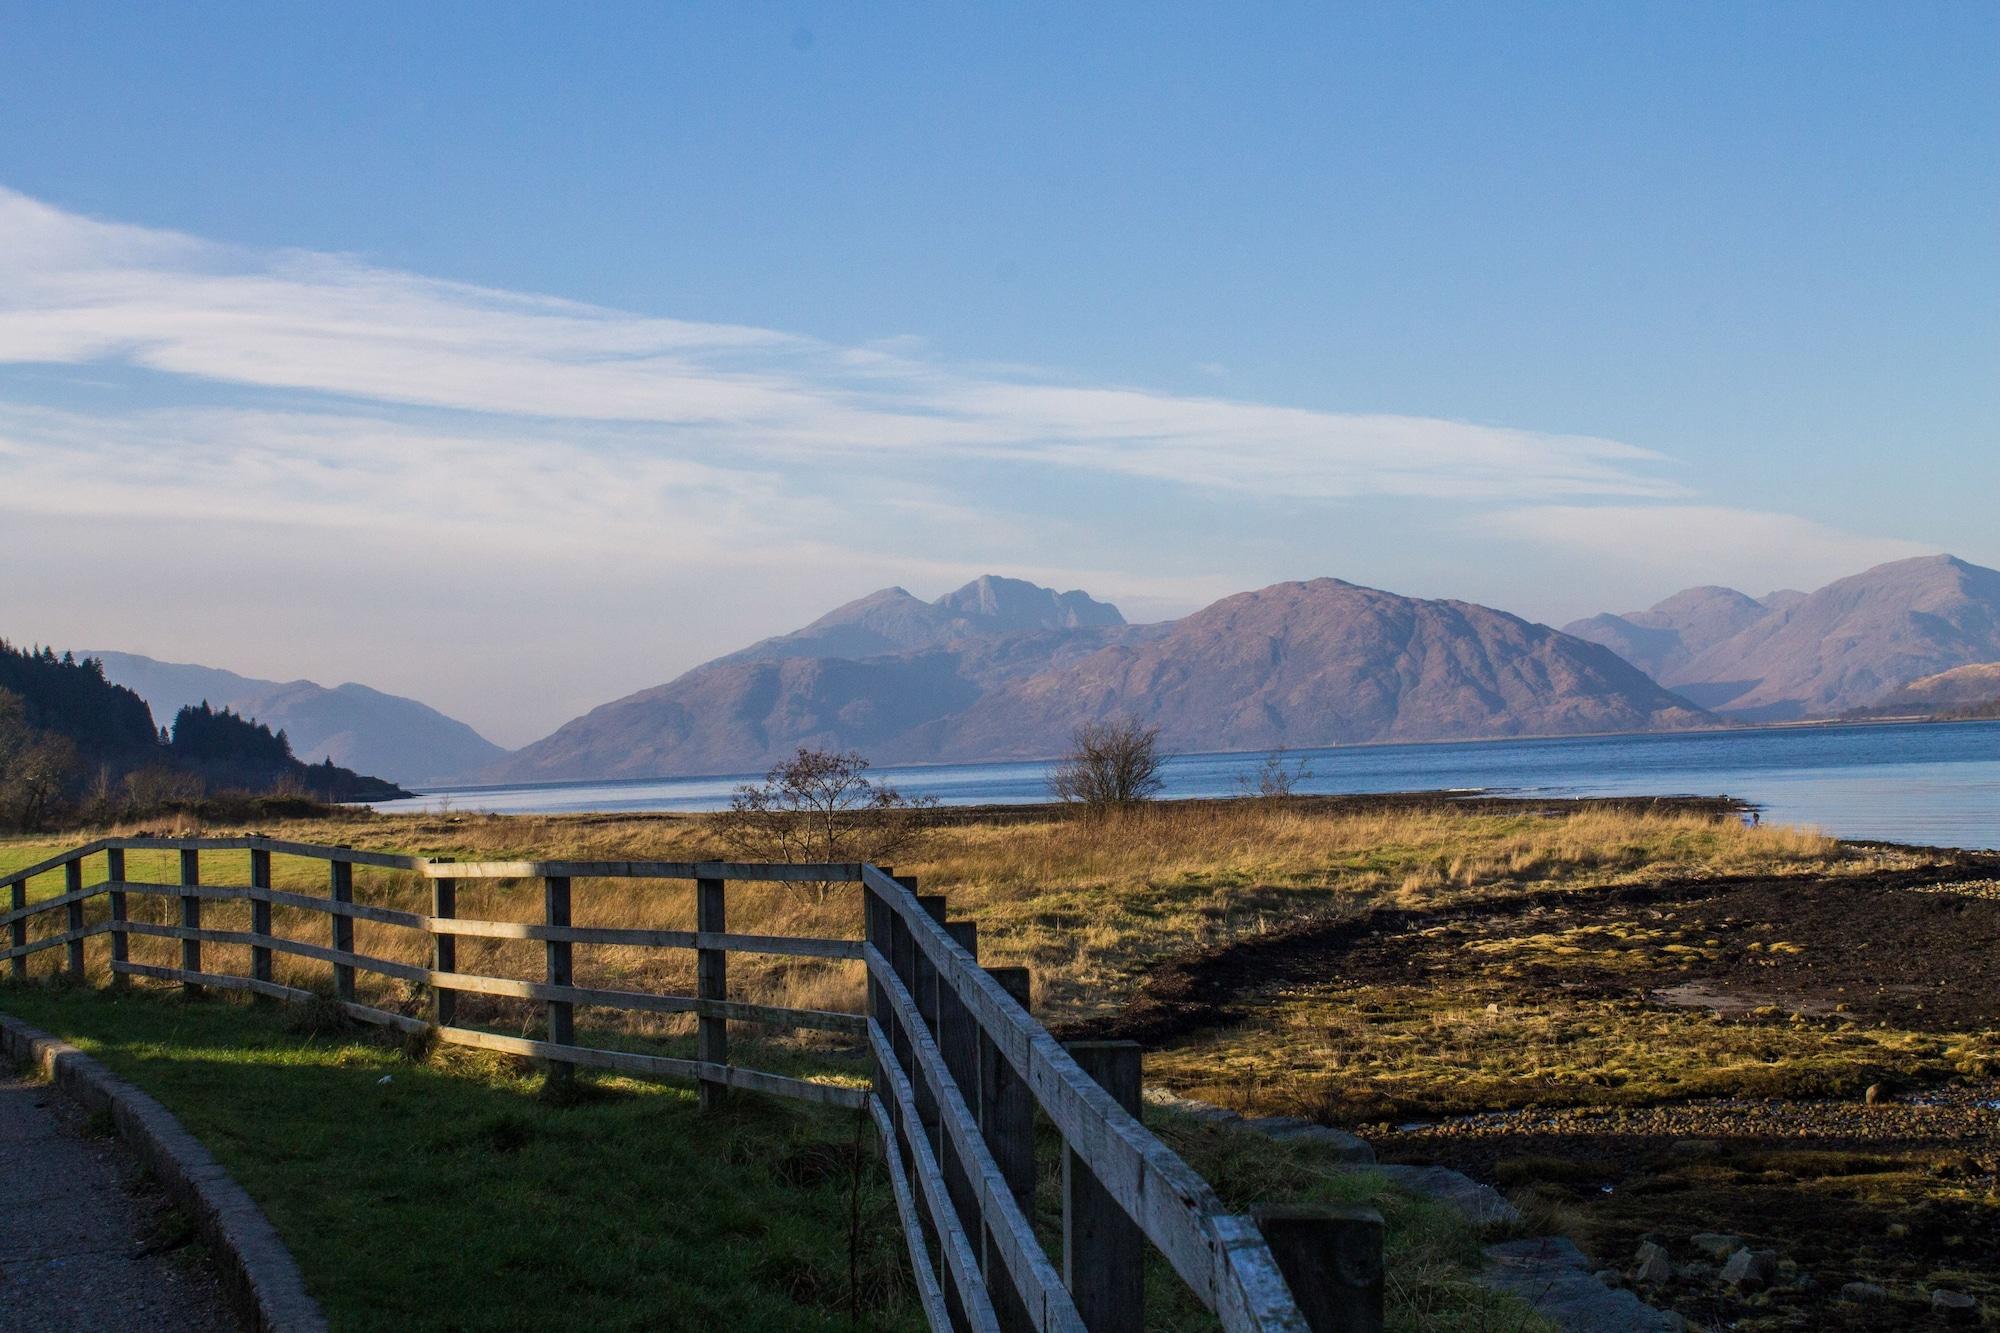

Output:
xmin=1484 ymin=504 xmax=1937 ymax=596
xmin=0 ymin=185 xmax=1679 ymax=504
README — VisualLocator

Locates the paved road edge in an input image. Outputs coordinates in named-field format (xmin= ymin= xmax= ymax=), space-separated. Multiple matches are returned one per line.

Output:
xmin=0 ymin=1008 xmax=329 ymax=1333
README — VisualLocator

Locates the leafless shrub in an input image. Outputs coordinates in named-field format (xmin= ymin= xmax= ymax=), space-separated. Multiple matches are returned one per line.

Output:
xmin=123 ymin=766 xmax=205 ymax=810
xmin=715 ymin=748 xmax=936 ymax=896
xmin=1048 ymin=718 xmax=1167 ymax=811
xmin=1235 ymin=745 xmax=1313 ymax=801
xmin=0 ymin=689 xmax=80 ymax=830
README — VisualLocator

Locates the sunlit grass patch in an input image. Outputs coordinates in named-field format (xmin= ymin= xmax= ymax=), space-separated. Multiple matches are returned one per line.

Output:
xmin=1148 ymin=988 xmax=1999 ymax=1125
xmin=0 ymin=983 xmax=917 ymax=1332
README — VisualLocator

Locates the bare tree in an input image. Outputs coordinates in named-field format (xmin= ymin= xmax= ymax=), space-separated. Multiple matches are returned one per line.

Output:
xmin=0 ymin=689 xmax=79 ymax=830
xmin=715 ymin=748 xmax=935 ymax=895
xmin=1048 ymin=718 xmax=1167 ymax=811
xmin=1235 ymin=745 xmax=1313 ymax=801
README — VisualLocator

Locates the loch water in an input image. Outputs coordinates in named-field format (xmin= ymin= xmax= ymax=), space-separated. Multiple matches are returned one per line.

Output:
xmin=375 ymin=720 xmax=2000 ymax=851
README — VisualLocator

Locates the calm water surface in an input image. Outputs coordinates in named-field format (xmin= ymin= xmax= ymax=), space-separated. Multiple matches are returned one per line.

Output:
xmin=375 ymin=720 xmax=2000 ymax=851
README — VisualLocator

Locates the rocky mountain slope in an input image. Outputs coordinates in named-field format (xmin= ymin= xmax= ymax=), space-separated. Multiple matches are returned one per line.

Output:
xmin=1866 ymin=662 xmax=2000 ymax=712
xmin=916 ymin=580 xmax=1711 ymax=759
xmin=725 ymin=574 xmax=1125 ymax=664
xmin=89 ymin=651 xmax=506 ymax=786
xmin=1564 ymin=587 xmax=1774 ymax=683
xmin=492 ymin=575 xmax=1712 ymax=781
xmin=1567 ymin=555 xmax=2000 ymax=720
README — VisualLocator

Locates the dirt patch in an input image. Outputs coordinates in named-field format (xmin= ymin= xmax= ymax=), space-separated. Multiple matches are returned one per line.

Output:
xmin=1081 ymin=851 xmax=2000 ymax=1046
xmin=1384 ymin=1087 xmax=2000 ymax=1330
xmin=1085 ymin=847 xmax=2000 ymax=1330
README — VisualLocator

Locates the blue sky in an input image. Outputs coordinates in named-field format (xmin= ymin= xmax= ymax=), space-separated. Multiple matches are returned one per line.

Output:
xmin=1 ymin=3 xmax=1993 ymax=744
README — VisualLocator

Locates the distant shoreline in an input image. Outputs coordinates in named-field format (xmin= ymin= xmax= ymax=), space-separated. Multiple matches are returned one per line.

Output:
xmin=411 ymin=713 xmax=2000 ymax=797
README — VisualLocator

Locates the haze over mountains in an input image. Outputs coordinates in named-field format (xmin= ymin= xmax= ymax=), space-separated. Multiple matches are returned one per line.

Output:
xmin=77 ymin=554 xmax=2000 ymax=790
xmin=724 ymin=577 xmax=1130 ymax=665
xmin=488 ymin=575 xmax=1710 ymax=781
xmin=1565 ymin=555 xmax=2000 ymax=720
xmin=87 ymin=652 xmax=506 ymax=786
xmin=1873 ymin=663 xmax=2000 ymax=713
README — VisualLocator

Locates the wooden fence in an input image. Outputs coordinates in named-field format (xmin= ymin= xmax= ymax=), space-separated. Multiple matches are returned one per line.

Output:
xmin=2 ymin=835 xmax=1381 ymax=1333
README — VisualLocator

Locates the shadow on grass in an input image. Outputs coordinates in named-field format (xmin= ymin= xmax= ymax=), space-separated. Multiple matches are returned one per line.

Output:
xmin=0 ymin=982 xmax=917 ymax=1333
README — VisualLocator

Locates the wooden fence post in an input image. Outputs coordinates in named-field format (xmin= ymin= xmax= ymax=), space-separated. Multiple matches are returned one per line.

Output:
xmin=63 ymin=858 xmax=84 ymax=980
xmin=178 ymin=848 xmax=202 ymax=995
xmin=905 ymin=887 xmax=975 ymax=1333
xmin=248 ymin=847 xmax=272 ymax=996
xmin=912 ymin=891 xmax=947 ymax=1149
xmin=979 ymin=965 xmax=1037 ymax=1333
xmin=696 ymin=875 xmax=727 ymax=1109
xmin=886 ymin=885 xmax=944 ymax=1300
xmin=1064 ymin=1040 xmax=1144 ymax=1333
xmin=431 ymin=859 xmax=457 ymax=1027
xmin=1251 ymin=1205 xmax=1385 ymax=1333
xmin=938 ymin=920 xmax=984 ymax=1333
xmin=544 ymin=875 xmax=574 ymax=1086
xmin=979 ymin=968 xmax=1036 ymax=1200
xmin=107 ymin=848 xmax=128 ymax=987
xmin=864 ymin=878 xmax=891 ymax=1111
xmin=888 ymin=893 xmax=917 ymax=1090
xmin=328 ymin=855 xmax=355 ymax=1001
xmin=7 ymin=877 xmax=24 ymax=979
xmin=888 ymin=903 xmax=917 ymax=1113
xmin=912 ymin=888 xmax=946 ymax=1141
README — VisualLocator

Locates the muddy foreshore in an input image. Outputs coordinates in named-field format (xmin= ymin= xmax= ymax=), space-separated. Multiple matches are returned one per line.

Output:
xmin=1070 ymin=839 xmax=2000 ymax=1330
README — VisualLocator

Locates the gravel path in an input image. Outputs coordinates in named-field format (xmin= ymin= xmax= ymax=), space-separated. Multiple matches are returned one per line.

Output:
xmin=0 ymin=1072 xmax=233 ymax=1332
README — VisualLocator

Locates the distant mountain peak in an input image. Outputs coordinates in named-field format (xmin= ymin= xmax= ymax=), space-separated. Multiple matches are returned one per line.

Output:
xmin=933 ymin=575 xmax=1124 ymax=630
xmin=1561 ymin=582 xmax=1769 ymax=683
xmin=1571 ymin=553 xmax=2000 ymax=720
xmin=88 ymin=650 xmax=504 ymax=785
xmin=491 ymin=573 xmax=1710 ymax=781
xmin=1897 ymin=552 xmax=1966 ymax=571
xmin=724 ymin=575 xmax=1125 ymax=668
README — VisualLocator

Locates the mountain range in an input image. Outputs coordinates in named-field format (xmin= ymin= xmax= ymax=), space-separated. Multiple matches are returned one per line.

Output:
xmin=78 ymin=553 xmax=2000 ymax=789
xmin=1564 ymin=555 xmax=2000 ymax=720
xmin=86 ymin=652 xmax=506 ymax=786
xmin=1870 ymin=663 xmax=2000 ymax=714
xmin=487 ymin=574 xmax=1711 ymax=781
xmin=0 ymin=642 xmax=404 ymax=818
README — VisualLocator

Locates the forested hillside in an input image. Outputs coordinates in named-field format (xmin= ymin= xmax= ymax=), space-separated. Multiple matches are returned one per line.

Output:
xmin=0 ymin=642 xmax=407 ymax=829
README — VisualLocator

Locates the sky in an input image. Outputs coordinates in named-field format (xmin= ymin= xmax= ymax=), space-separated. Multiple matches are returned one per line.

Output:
xmin=0 ymin=3 xmax=1993 ymax=747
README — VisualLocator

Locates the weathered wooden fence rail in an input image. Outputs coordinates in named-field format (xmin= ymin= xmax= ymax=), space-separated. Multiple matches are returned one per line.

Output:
xmin=2 ymin=835 xmax=1381 ymax=1333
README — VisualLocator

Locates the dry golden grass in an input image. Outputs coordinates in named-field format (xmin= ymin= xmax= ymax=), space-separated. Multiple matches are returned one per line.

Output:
xmin=1147 ymin=986 xmax=1994 ymax=1124
xmin=895 ymin=802 xmax=1838 ymax=1020
xmin=2 ymin=801 xmax=1844 ymax=1044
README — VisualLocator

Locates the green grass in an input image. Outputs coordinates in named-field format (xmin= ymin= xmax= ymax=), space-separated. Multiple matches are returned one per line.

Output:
xmin=1 ymin=840 xmax=78 ymax=902
xmin=2 ymin=980 xmax=1545 ymax=1333
xmin=0 ymin=983 xmax=921 ymax=1332
xmin=1139 ymin=1115 xmax=1556 ymax=1333
xmin=2 ymin=815 xmax=1562 ymax=1331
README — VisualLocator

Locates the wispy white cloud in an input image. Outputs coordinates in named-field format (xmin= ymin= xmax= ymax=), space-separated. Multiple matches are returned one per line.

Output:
xmin=1485 ymin=505 xmax=1938 ymax=596
xmin=0 ymin=186 xmax=1679 ymax=504
xmin=0 ymin=186 xmax=1931 ymax=740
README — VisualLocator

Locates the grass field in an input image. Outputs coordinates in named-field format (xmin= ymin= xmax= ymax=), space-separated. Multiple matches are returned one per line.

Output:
xmin=14 ymin=798 xmax=1957 ymax=1329
xmin=0 ymin=982 xmax=1544 ymax=1332
xmin=0 ymin=984 xmax=922 ymax=1332
xmin=0 ymin=799 xmax=1846 ymax=1029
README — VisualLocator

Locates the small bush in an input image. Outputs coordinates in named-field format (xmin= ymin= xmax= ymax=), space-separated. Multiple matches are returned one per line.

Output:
xmin=714 ymin=748 xmax=935 ymax=893
xmin=1049 ymin=718 xmax=1167 ymax=811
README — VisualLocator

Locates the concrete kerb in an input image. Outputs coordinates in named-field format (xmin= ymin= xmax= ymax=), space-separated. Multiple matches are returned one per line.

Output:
xmin=0 ymin=1009 xmax=328 ymax=1333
